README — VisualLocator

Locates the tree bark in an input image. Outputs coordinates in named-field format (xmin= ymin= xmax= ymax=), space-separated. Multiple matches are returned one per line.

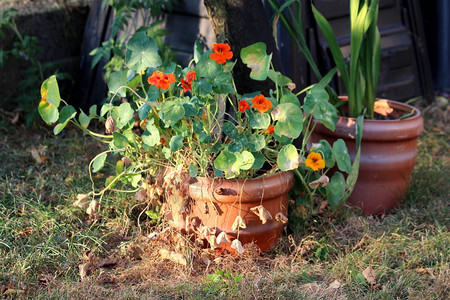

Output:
xmin=204 ymin=0 xmax=283 ymax=95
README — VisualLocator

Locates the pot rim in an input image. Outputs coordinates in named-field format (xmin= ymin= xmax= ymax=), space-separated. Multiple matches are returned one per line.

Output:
xmin=188 ymin=171 xmax=294 ymax=203
xmin=313 ymin=99 xmax=424 ymax=142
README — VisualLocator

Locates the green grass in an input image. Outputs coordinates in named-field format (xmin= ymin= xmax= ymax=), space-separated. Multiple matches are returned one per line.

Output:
xmin=0 ymin=111 xmax=448 ymax=299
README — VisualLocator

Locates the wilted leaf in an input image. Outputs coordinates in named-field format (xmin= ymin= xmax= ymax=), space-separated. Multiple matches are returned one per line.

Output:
xmin=250 ymin=205 xmax=273 ymax=224
xmin=135 ymin=189 xmax=146 ymax=201
xmin=216 ymin=232 xmax=231 ymax=245
xmin=231 ymin=239 xmax=244 ymax=254
xmin=86 ymin=200 xmax=100 ymax=216
xmin=362 ymin=267 xmax=377 ymax=285
xmin=159 ymin=249 xmax=186 ymax=266
xmin=275 ymin=212 xmax=288 ymax=224
xmin=73 ymin=193 xmax=90 ymax=209
xmin=318 ymin=200 xmax=328 ymax=214
xmin=78 ymin=262 xmax=94 ymax=280
xmin=30 ymin=146 xmax=48 ymax=165
xmin=374 ymin=100 xmax=393 ymax=116
xmin=231 ymin=215 xmax=247 ymax=231
xmin=309 ymin=175 xmax=330 ymax=189
xmin=329 ymin=279 xmax=341 ymax=289
xmin=105 ymin=116 xmax=118 ymax=134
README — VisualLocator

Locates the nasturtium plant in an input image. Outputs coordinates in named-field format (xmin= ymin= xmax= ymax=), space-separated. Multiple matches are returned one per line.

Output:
xmin=39 ymin=31 xmax=356 ymax=224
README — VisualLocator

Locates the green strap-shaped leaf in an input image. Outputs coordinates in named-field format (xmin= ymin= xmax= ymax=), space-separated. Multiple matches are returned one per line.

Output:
xmin=241 ymin=42 xmax=272 ymax=81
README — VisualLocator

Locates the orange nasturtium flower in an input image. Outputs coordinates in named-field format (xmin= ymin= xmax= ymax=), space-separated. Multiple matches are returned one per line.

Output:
xmin=210 ymin=43 xmax=233 ymax=64
xmin=147 ymin=71 xmax=175 ymax=90
xmin=180 ymin=70 xmax=196 ymax=92
xmin=251 ymin=94 xmax=272 ymax=113
xmin=263 ymin=124 xmax=275 ymax=134
xmin=305 ymin=152 xmax=325 ymax=171
xmin=238 ymin=100 xmax=250 ymax=113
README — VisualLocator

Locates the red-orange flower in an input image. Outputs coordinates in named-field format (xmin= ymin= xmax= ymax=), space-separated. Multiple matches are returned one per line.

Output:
xmin=263 ymin=124 xmax=275 ymax=134
xmin=185 ymin=70 xmax=196 ymax=83
xmin=238 ymin=100 xmax=250 ymax=113
xmin=210 ymin=43 xmax=233 ymax=64
xmin=180 ymin=79 xmax=192 ymax=92
xmin=147 ymin=71 xmax=175 ymax=90
xmin=251 ymin=94 xmax=272 ymax=113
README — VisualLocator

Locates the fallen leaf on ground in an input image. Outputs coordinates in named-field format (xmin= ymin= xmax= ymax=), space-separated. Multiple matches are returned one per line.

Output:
xmin=11 ymin=113 xmax=19 ymax=124
xmin=79 ymin=262 xmax=94 ymax=280
xmin=275 ymin=212 xmax=288 ymax=224
xmin=250 ymin=205 xmax=272 ymax=224
xmin=96 ymin=259 xmax=118 ymax=268
xmin=214 ymin=242 xmax=236 ymax=256
xmin=415 ymin=268 xmax=432 ymax=275
xmin=97 ymin=277 xmax=115 ymax=284
xmin=362 ymin=267 xmax=377 ymax=285
xmin=17 ymin=226 xmax=34 ymax=236
xmin=30 ymin=146 xmax=49 ymax=165
xmin=86 ymin=200 xmax=100 ymax=216
xmin=3 ymin=288 xmax=24 ymax=295
xmin=329 ymin=279 xmax=341 ymax=289
xmin=159 ymin=249 xmax=186 ymax=266
xmin=73 ymin=194 xmax=90 ymax=209
xmin=128 ymin=244 xmax=144 ymax=260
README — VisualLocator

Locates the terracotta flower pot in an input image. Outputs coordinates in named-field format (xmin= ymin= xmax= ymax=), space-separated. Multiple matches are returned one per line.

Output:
xmin=187 ymin=171 xmax=294 ymax=251
xmin=310 ymin=100 xmax=424 ymax=215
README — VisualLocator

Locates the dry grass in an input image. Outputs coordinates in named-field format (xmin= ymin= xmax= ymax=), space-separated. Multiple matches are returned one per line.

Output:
xmin=0 ymin=105 xmax=448 ymax=299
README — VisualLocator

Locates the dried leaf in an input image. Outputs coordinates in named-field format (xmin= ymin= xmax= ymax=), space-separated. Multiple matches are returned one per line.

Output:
xmin=78 ymin=262 xmax=94 ymax=280
xmin=318 ymin=200 xmax=328 ymax=214
xmin=17 ymin=226 xmax=34 ymax=236
xmin=231 ymin=215 xmax=247 ymax=231
xmin=96 ymin=276 xmax=115 ymax=284
xmin=86 ymin=200 xmax=100 ymax=216
xmin=250 ymin=205 xmax=272 ymax=224
xmin=128 ymin=244 xmax=144 ymax=260
xmin=73 ymin=193 xmax=90 ymax=209
xmin=97 ymin=259 xmax=118 ymax=268
xmin=308 ymin=175 xmax=330 ymax=189
xmin=216 ymin=232 xmax=231 ymax=245
xmin=329 ymin=279 xmax=341 ymax=289
xmin=105 ymin=116 xmax=118 ymax=133
xmin=286 ymin=82 xmax=296 ymax=91
xmin=11 ymin=113 xmax=19 ymax=124
xmin=146 ymin=232 xmax=159 ymax=241
xmin=159 ymin=249 xmax=186 ymax=266
xmin=362 ymin=267 xmax=377 ymax=285
xmin=30 ymin=146 xmax=48 ymax=165
xmin=82 ymin=250 xmax=94 ymax=262
xmin=415 ymin=268 xmax=431 ymax=275
xmin=3 ymin=288 xmax=25 ymax=295
xmin=135 ymin=189 xmax=146 ymax=201
xmin=275 ymin=212 xmax=288 ymax=224
xmin=230 ymin=239 xmax=244 ymax=254
xmin=198 ymin=226 xmax=216 ymax=239
xmin=374 ymin=100 xmax=393 ymax=116
xmin=121 ymin=157 xmax=131 ymax=164
xmin=206 ymin=234 xmax=218 ymax=249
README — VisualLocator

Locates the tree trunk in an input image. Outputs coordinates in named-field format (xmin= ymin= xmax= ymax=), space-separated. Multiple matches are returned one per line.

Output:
xmin=204 ymin=0 xmax=283 ymax=95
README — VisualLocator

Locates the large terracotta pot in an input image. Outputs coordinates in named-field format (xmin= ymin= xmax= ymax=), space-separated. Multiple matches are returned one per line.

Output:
xmin=187 ymin=171 xmax=294 ymax=251
xmin=310 ymin=100 xmax=423 ymax=215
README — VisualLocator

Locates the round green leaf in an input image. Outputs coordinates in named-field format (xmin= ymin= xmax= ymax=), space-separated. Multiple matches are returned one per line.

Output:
xmin=92 ymin=153 xmax=107 ymax=173
xmin=239 ymin=151 xmax=255 ymax=170
xmin=277 ymin=144 xmax=300 ymax=171
xmin=240 ymin=42 xmax=271 ymax=81
xmin=248 ymin=135 xmax=265 ymax=152
xmin=214 ymin=150 xmax=240 ymax=179
xmin=159 ymin=101 xmax=185 ymax=126
xmin=222 ymin=121 xmax=238 ymax=139
xmin=142 ymin=124 xmax=160 ymax=148
xmin=248 ymin=111 xmax=271 ymax=129
xmin=195 ymin=52 xmax=221 ymax=79
xmin=169 ymin=135 xmax=184 ymax=152
xmin=41 ymin=75 xmax=61 ymax=107
xmin=251 ymin=152 xmax=265 ymax=169
xmin=125 ymin=31 xmax=162 ymax=72
xmin=303 ymin=85 xmax=329 ymax=114
xmin=79 ymin=110 xmax=91 ymax=129
xmin=333 ymin=139 xmax=352 ymax=173
xmin=313 ymin=101 xmax=338 ymax=131
xmin=271 ymin=103 xmax=303 ymax=139
xmin=326 ymin=172 xmax=346 ymax=207
xmin=38 ymin=101 xmax=59 ymax=124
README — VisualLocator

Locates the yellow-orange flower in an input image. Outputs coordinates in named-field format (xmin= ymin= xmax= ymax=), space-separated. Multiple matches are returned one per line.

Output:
xmin=251 ymin=94 xmax=272 ymax=113
xmin=210 ymin=43 xmax=233 ymax=64
xmin=305 ymin=152 xmax=325 ymax=171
